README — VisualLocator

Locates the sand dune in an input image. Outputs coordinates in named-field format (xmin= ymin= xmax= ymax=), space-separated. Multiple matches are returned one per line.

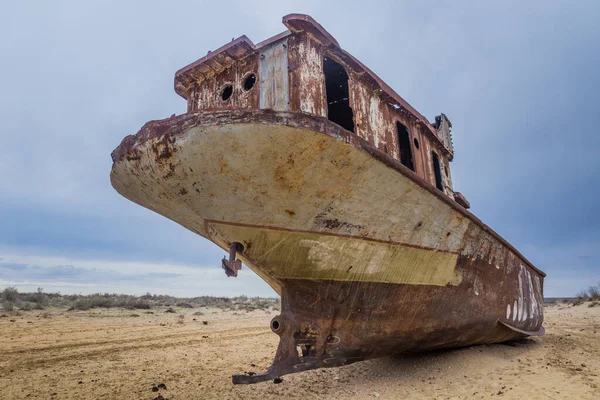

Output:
xmin=1 ymin=302 xmax=598 ymax=399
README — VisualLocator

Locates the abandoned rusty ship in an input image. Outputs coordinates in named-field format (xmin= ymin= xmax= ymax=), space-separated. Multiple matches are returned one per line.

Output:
xmin=110 ymin=14 xmax=545 ymax=384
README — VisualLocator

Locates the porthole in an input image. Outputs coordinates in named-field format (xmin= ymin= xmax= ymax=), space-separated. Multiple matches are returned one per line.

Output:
xmin=221 ymin=84 xmax=233 ymax=101
xmin=413 ymin=138 xmax=420 ymax=149
xmin=243 ymin=73 xmax=256 ymax=91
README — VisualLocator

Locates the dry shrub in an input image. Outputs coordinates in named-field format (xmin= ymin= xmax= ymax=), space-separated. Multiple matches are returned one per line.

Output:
xmin=5 ymin=290 xmax=279 ymax=314
xmin=575 ymin=283 xmax=600 ymax=303
xmin=588 ymin=284 xmax=600 ymax=300
xmin=2 ymin=287 xmax=19 ymax=302
xmin=572 ymin=298 xmax=585 ymax=306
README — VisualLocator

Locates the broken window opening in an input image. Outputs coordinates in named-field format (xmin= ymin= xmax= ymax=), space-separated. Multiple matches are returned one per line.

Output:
xmin=396 ymin=122 xmax=414 ymax=171
xmin=323 ymin=57 xmax=355 ymax=132
xmin=221 ymin=84 xmax=233 ymax=101
xmin=432 ymin=151 xmax=444 ymax=192
xmin=243 ymin=73 xmax=256 ymax=91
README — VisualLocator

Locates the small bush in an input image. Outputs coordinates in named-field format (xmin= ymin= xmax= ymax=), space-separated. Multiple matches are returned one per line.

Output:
xmin=576 ymin=283 xmax=600 ymax=302
xmin=3 ymin=301 xmax=14 ymax=312
xmin=69 ymin=299 xmax=92 ymax=311
xmin=19 ymin=302 xmax=34 ymax=311
xmin=588 ymin=284 xmax=600 ymax=300
xmin=177 ymin=315 xmax=185 ymax=324
xmin=33 ymin=287 xmax=45 ymax=306
xmin=2 ymin=287 xmax=19 ymax=302
xmin=576 ymin=290 xmax=589 ymax=300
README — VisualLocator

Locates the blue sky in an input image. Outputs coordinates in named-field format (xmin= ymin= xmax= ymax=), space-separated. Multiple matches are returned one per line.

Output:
xmin=1 ymin=0 xmax=598 ymax=297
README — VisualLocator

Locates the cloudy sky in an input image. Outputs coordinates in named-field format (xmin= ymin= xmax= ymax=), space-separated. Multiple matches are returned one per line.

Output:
xmin=1 ymin=0 xmax=598 ymax=297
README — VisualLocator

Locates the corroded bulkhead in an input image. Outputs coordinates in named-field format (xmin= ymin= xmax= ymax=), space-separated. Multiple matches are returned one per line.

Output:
xmin=110 ymin=14 xmax=545 ymax=384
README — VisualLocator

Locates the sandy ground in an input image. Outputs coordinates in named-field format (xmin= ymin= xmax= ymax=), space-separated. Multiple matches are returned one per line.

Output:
xmin=1 ymin=302 xmax=599 ymax=399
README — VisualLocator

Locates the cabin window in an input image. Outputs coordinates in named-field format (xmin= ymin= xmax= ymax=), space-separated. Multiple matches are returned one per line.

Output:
xmin=221 ymin=84 xmax=233 ymax=101
xmin=243 ymin=73 xmax=256 ymax=91
xmin=323 ymin=57 xmax=355 ymax=132
xmin=432 ymin=151 xmax=444 ymax=192
xmin=396 ymin=122 xmax=414 ymax=171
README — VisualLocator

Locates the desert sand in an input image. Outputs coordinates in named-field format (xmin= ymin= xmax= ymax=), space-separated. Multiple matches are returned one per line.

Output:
xmin=1 ymin=302 xmax=598 ymax=399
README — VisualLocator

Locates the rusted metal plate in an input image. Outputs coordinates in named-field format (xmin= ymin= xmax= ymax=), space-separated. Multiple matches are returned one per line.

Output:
xmin=188 ymin=53 xmax=259 ymax=112
xmin=110 ymin=110 xmax=544 ymax=279
xmin=287 ymin=34 xmax=327 ymax=117
xmin=259 ymin=38 xmax=290 ymax=111
xmin=175 ymin=36 xmax=256 ymax=97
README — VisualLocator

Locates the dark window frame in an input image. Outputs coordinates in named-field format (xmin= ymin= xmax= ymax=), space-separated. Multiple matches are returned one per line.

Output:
xmin=323 ymin=57 xmax=355 ymax=132
xmin=396 ymin=121 xmax=414 ymax=172
xmin=432 ymin=151 xmax=444 ymax=192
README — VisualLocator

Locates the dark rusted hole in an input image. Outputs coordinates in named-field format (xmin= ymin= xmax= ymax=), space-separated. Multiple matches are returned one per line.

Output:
xmin=413 ymin=138 xmax=420 ymax=149
xmin=297 ymin=344 xmax=310 ymax=357
xmin=243 ymin=74 xmax=256 ymax=91
xmin=221 ymin=85 xmax=233 ymax=101
xmin=233 ymin=242 xmax=244 ymax=253
xmin=271 ymin=319 xmax=281 ymax=332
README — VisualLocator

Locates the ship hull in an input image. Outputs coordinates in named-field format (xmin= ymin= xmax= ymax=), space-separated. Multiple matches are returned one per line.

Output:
xmin=110 ymin=109 xmax=544 ymax=383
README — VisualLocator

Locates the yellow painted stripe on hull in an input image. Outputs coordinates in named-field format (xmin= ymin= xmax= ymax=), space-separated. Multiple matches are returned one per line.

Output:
xmin=209 ymin=222 xmax=461 ymax=286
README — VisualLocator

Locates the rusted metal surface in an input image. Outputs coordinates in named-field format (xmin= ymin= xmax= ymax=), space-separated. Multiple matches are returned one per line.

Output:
xmin=259 ymin=38 xmax=289 ymax=111
xmin=222 ymin=242 xmax=244 ymax=277
xmin=110 ymin=109 xmax=546 ymax=278
xmin=111 ymin=14 xmax=545 ymax=384
xmin=287 ymin=33 xmax=327 ymax=117
xmin=454 ymin=192 xmax=471 ymax=209
xmin=187 ymin=53 xmax=259 ymax=112
xmin=174 ymin=36 xmax=256 ymax=98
